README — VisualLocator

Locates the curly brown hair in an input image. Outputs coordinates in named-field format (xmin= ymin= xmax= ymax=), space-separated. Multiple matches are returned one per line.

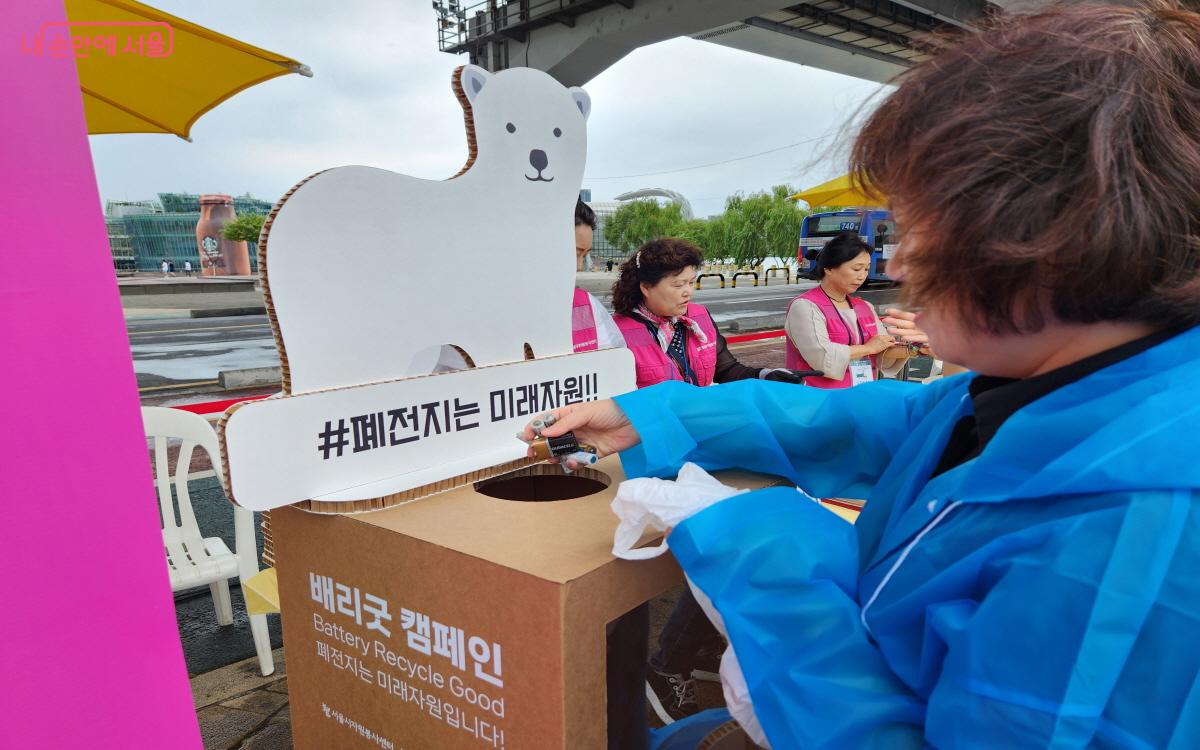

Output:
xmin=611 ymin=238 xmax=703 ymax=316
xmin=851 ymin=1 xmax=1200 ymax=333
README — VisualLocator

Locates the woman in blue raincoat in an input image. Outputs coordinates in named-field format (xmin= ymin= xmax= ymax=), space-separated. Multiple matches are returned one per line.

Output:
xmin=526 ymin=4 xmax=1200 ymax=747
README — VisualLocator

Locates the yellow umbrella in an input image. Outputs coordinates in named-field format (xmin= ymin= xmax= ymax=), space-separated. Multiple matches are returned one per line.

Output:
xmin=65 ymin=0 xmax=311 ymax=140
xmin=789 ymin=174 xmax=885 ymax=207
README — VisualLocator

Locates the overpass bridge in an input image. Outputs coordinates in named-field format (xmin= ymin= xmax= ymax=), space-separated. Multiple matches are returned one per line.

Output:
xmin=432 ymin=0 xmax=1007 ymax=86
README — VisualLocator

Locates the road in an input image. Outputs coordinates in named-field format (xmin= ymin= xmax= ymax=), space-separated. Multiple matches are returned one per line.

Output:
xmin=129 ymin=282 xmax=903 ymax=393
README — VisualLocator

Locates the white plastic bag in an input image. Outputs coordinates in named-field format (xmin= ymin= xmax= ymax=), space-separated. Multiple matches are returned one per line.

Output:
xmin=688 ymin=581 xmax=771 ymax=749
xmin=611 ymin=462 xmax=771 ymax=746
xmin=609 ymin=462 xmax=746 ymax=560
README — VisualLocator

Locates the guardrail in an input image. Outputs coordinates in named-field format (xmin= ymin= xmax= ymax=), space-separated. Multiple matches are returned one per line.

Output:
xmin=764 ymin=267 xmax=790 ymax=285
xmin=731 ymin=271 xmax=759 ymax=288
xmin=725 ymin=329 xmax=785 ymax=344
xmin=695 ymin=273 xmax=725 ymax=290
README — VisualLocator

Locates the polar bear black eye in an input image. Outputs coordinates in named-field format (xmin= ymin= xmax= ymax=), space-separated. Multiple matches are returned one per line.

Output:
xmin=506 ymin=122 xmax=516 ymax=134
xmin=553 ymin=128 xmax=562 ymax=138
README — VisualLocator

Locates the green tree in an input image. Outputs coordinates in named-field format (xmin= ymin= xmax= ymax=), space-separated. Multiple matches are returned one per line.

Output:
xmin=720 ymin=185 xmax=806 ymax=268
xmin=221 ymin=213 xmax=266 ymax=243
xmin=603 ymin=200 xmax=686 ymax=253
xmin=678 ymin=217 xmax=720 ymax=261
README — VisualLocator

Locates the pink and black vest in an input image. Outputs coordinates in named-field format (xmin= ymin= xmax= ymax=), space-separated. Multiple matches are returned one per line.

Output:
xmin=614 ymin=303 xmax=718 ymax=389
xmin=571 ymin=287 xmax=599 ymax=353
xmin=785 ymin=287 xmax=879 ymax=389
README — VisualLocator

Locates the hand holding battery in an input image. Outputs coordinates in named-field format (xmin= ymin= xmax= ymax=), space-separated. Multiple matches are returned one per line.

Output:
xmin=882 ymin=307 xmax=934 ymax=356
xmin=522 ymin=413 xmax=598 ymax=474
xmin=518 ymin=400 xmax=642 ymax=470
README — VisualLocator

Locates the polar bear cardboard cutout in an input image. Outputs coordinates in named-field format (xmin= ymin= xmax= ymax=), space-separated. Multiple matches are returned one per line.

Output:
xmin=219 ymin=66 xmax=635 ymax=513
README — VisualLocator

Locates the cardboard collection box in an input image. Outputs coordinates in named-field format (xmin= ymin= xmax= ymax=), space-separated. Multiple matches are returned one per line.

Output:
xmin=274 ymin=455 xmax=786 ymax=749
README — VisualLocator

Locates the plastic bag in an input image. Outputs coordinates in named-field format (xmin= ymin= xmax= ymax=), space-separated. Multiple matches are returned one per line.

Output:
xmin=688 ymin=579 xmax=771 ymax=749
xmin=610 ymin=463 xmax=771 ymax=747
xmin=610 ymin=462 xmax=747 ymax=560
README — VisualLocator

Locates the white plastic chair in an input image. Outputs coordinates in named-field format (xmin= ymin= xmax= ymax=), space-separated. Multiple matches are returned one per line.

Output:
xmin=143 ymin=406 xmax=274 ymax=676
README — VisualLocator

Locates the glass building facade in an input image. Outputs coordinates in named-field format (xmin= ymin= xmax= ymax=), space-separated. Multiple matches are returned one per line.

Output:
xmin=585 ymin=200 xmax=626 ymax=266
xmin=105 ymin=192 xmax=273 ymax=272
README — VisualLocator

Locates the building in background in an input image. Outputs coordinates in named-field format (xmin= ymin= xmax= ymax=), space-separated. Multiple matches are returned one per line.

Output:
xmin=584 ymin=200 xmax=624 ymax=267
xmin=106 ymin=217 xmax=136 ymax=274
xmin=104 ymin=192 xmax=273 ymax=273
xmin=583 ymin=187 xmax=693 ymax=268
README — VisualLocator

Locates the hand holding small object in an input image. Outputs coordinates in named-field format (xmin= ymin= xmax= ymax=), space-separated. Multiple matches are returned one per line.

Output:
xmin=867 ymin=334 xmax=897 ymax=355
xmin=882 ymin=308 xmax=934 ymax=355
xmin=519 ymin=401 xmax=640 ymax=470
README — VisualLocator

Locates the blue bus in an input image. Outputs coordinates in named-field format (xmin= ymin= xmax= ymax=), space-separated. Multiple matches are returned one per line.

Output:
xmin=798 ymin=209 xmax=898 ymax=284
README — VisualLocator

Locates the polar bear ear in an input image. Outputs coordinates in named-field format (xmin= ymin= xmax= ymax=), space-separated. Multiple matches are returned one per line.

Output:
xmin=569 ymin=87 xmax=591 ymax=120
xmin=460 ymin=65 xmax=491 ymax=105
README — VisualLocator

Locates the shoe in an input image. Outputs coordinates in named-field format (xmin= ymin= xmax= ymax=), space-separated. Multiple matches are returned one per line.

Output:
xmin=690 ymin=645 xmax=723 ymax=683
xmin=646 ymin=669 xmax=700 ymax=724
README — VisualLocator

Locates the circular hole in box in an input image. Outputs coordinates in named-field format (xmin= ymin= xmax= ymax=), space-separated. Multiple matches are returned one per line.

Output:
xmin=475 ymin=463 xmax=611 ymax=502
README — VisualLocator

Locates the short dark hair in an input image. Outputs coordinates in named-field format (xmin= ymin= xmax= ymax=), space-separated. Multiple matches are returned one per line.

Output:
xmin=574 ymin=198 xmax=596 ymax=229
xmin=611 ymin=238 xmax=703 ymax=315
xmin=806 ymin=231 xmax=871 ymax=279
xmin=850 ymin=1 xmax=1200 ymax=333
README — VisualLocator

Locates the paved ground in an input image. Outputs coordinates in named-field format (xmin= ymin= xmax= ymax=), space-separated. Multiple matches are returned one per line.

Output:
xmin=193 ymin=586 xmax=713 ymax=749
xmin=191 ymin=648 xmax=292 ymax=750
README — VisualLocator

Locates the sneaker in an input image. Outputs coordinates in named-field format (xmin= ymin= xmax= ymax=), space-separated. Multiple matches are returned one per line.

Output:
xmin=646 ymin=669 xmax=700 ymax=724
xmin=690 ymin=645 xmax=722 ymax=683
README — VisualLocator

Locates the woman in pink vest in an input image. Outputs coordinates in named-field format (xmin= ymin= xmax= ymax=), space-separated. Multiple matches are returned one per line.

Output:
xmin=785 ymin=231 xmax=916 ymax=388
xmin=610 ymin=237 xmax=811 ymax=726
xmin=611 ymin=238 xmax=810 ymax=391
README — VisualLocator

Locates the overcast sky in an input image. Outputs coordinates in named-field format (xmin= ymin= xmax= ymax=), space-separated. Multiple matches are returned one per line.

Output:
xmin=88 ymin=1 xmax=888 ymax=218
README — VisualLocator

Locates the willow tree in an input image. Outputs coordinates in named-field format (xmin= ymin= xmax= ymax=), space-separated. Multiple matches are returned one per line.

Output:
xmin=603 ymin=200 xmax=686 ymax=253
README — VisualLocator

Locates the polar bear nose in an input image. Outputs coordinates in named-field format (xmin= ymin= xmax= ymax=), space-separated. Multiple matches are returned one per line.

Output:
xmin=529 ymin=149 xmax=549 ymax=172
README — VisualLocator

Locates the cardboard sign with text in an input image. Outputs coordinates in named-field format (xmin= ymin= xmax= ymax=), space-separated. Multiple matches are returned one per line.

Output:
xmin=224 ymin=350 xmax=631 ymax=511
xmin=273 ymin=457 xmax=787 ymax=749
xmin=217 ymin=64 xmax=635 ymax=512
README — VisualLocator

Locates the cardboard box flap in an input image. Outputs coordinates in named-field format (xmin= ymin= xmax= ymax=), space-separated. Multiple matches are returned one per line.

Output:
xmin=346 ymin=455 xmax=788 ymax=583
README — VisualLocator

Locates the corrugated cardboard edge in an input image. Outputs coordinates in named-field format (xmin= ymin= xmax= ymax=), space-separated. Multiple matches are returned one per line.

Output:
xmin=448 ymin=65 xmax=477 ymax=180
xmin=216 ymin=384 xmax=541 ymax=515
xmin=218 ymin=64 xmax=524 ymax=516
xmin=259 ymin=65 xmax=476 ymax=397
xmin=255 ymin=168 xmax=328 ymax=397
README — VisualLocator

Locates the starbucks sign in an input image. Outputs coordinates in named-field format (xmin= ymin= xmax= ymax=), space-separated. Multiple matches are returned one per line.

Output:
xmin=201 ymin=235 xmax=219 ymax=258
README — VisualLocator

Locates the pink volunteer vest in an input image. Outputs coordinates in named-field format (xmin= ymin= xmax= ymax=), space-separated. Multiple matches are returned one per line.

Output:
xmin=613 ymin=303 xmax=718 ymax=389
xmin=571 ymin=287 xmax=599 ymax=353
xmin=785 ymin=287 xmax=879 ymax=389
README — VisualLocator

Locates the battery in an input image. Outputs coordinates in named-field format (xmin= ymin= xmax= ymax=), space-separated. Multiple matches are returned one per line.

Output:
xmin=528 ymin=433 xmax=581 ymax=460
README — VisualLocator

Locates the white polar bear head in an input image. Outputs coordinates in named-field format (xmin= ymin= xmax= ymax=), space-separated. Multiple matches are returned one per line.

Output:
xmin=457 ymin=65 xmax=590 ymax=195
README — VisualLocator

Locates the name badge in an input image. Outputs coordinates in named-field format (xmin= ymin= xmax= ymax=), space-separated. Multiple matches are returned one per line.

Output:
xmin=850 ymin=358 xmax=874 ymax=387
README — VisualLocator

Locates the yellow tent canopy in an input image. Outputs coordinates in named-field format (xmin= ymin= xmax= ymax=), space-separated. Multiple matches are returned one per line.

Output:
xmin=789 ymin=174 xmax=885 ymax=208
xmin=66 ymin=0 xmax=311 ymax=140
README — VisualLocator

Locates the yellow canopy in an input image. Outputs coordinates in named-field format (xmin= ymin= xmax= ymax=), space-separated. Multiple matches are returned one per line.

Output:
xmin=66 ymin=0 xmax=311 ymax=140
xmin=789 ymin=174 xmax=885 ymax=208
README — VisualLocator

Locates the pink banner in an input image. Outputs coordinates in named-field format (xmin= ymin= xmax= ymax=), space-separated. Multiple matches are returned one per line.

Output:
xmin=0 ymin=1 xmax=200 ymax=746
